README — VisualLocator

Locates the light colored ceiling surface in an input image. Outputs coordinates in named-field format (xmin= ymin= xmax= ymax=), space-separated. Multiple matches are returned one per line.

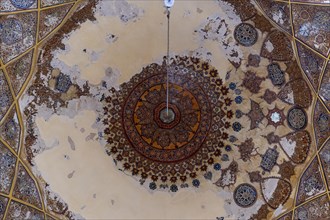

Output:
xmin=0 ymin=0 xmax=329 ymax=219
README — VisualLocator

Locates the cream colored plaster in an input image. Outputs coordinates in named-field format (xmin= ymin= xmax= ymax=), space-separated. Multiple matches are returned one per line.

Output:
xmin=56 ymin=1 xmax=233 ymax=85
xmin=34 ymin=110 xmax=227 ymax=219
xmin=33 ymin=1 xmax=241 ymax=219
xmin=29 ymin=1 xmax=317 ymax=219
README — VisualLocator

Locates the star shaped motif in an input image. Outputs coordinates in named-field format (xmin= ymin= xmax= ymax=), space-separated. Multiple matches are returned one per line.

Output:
xmin=242 ymin=71 xmax=265 ymax=94
xmin=266 ymin=106 xmax=285 ymax=129
xmin=246 ymin=100 xmax=265 ymax=130
xmin=261 ymin=89 xmax=277 ymax=104
xmin=278 ymin=160 xmax=295 ymax=180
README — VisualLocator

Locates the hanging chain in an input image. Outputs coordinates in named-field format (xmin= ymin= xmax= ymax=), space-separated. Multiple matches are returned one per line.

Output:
xmin=166 ymin=8 xmax=170 ymax=115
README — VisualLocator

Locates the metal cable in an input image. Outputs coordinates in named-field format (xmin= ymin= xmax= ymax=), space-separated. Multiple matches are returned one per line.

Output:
xmin=166 ymin=8 xmax=170 ymax=115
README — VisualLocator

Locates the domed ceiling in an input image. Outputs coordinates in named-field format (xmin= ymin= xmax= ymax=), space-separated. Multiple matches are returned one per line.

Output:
xmin=0 ymin=0 xmax=329 ymax=219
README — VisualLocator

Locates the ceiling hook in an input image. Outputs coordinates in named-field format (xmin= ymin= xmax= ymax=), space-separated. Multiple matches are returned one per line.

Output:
xmin=164 ymin=0 xmax=175 ymax=9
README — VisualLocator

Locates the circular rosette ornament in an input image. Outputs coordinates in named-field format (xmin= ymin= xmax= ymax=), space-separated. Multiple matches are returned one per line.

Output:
xmin=102 ymin=56 xmax=234 ymax=191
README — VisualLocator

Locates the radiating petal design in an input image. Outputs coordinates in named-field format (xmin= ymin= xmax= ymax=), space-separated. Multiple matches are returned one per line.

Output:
xmin=260 ymin=177 xmax=292 ymax=209
xmin=13 ymin=162 xmax=42 ymax=209
xmin=0 ymin=196 xmax=9 ymax=219
xmin=296 ymin=157 xmax=326 ymax=205
xmin=277 ymin=78 xmax=312 ymax=108
xmin=41 ymin=0 xmax=74 ymax=7
xmin=0 ymin=107 xmax=21 ymax=153
xmin=0 ymin=70 xmax=14 ymax=121
xmin=296 ymin=41 xmax=326 ymax=91
xmin=294 ymin=194 xmax=330 ymax=220
xmin=292 ymin=4 xmax=330 ymax=57
xmin=292 ymin=0 xmax=330 ymax=3
xmin=0 ymin=12 xmax=37 ymax=63
xmin=313 ymin=100 xmax=330 ymax=150
xmin=7 ymin=201 xmax=44 ymax=219
xmin=39 ymin=3 xmax=74 ymax=40
xmin=319 ymin=139 xmax=330 ymax=189
xmin=6 ymin=49 xmax=34 ymax=95
xmin=261 ymin=31 xmax=293 ymax=61
xmin=279 ymin=130 xmax=311 ymax=164
xmin=0 ymin=0 xmax=37 ymax=11
xmin=220 ymin=0 xmax=256 ymax=21
xmin=255 ymin=0 xmax=291 ymax=33
xmin=0 ymin=142 xmax=17 ymax=195
xmin=278 ymin=211 xmax=293 ymax=220
xmin=319 ymin=63 xmax=330 ymax=111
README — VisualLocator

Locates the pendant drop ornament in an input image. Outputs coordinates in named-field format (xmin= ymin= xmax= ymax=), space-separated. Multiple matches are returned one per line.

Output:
xmin=164 ymin=0 xmax=175 ymax=8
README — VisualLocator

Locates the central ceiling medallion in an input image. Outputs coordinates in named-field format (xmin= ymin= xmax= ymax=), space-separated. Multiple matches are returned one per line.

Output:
xmin=102 ymin=56 xmax=233 ymax=191
xmin=131 ymin=79 xmax=207 ymax=162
